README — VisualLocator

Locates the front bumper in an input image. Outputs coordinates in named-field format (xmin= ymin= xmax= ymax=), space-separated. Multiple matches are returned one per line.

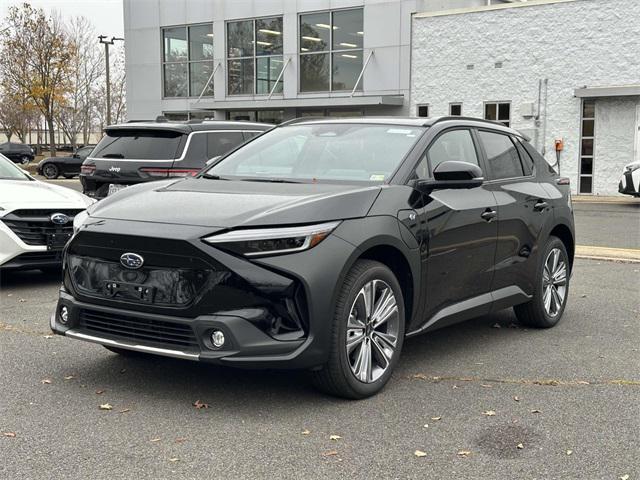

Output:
xmin=0 ymin=220 xmax=63 ymax=270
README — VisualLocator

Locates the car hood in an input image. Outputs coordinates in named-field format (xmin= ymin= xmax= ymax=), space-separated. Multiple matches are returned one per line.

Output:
xmin=0 ymin=179 xmax=93 ymax=210
xmin=89 ymin=177 xmax=382 ymax=228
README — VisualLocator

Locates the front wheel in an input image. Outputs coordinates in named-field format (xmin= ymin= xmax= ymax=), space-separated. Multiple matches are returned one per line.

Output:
xmin=20 ymin=155 xmax=30 ymax=165
xmin=311 ymin=260 xmax=405 ymax=399
xmin=514 ymin=236 xmax=570 ymax=328
xmin=42 ymin=163 xmax=59 ymax=179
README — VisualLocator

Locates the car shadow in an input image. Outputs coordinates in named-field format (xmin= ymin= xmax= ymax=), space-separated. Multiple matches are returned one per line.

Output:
xmin=0 ymin=268 xmax=62 ymax=288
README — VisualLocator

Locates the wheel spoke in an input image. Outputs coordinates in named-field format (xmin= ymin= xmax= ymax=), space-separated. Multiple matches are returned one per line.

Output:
xmin=371 ymin=292 xmax=398 ymax=330
xmin=353 ymin=339 xmax=372 ymax=383
xmin=553 ymin=263 xmax=567 ymax=285
xmin=543 ymin=285 xmax=552 ymax=313
xmin=347 ymin=313 xmax=365 ymax=330
xmin=371 ymin=287 xmax=392 ymax=322
xmin=550 ymin=286 xmax=563 ymax=314
xmin=362 ymin=281 xmax=375 ymax=319
xmin=371 ymin=333 xmax=393 ymax=369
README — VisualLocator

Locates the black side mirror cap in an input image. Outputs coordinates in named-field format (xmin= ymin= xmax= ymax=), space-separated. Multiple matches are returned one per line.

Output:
xmin=416 ymin=160 xmax=484 ymax=191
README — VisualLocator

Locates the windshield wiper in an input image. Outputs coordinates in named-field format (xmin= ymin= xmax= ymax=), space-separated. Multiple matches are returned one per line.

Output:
xmin=240 ymin=178 xmax=302 ymax=184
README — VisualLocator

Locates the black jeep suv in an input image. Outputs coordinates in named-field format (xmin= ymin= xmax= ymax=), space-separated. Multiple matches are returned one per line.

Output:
xmin=52 ymin=117 xmax=575 ymax=399
xmin=80 ymin=119 xmax=272 ymax=199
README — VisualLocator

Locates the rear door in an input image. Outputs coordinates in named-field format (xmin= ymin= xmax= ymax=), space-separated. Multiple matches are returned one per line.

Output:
xmin=476 ymin=129 xmax=552 ymax=307
xmin=412 ymin=128 xmax=498 ymax=331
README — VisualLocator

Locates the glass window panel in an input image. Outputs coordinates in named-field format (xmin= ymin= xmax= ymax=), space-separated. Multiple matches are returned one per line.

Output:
xmin=478 ymin=130 xmax=524 ymax=179
xmin=300 ymin=53 xmax=330 ymax=92
xmin=581 ymin=138 xmax=593 ymax=156
xmin=163 ymin=112 xmax=188 ymax=121
xmin=189 ymin=111 xmax=214 ymax=120
xmin=257 ymin=110 xmax=284 ymax=124
xmin=163 ymin=27 xmax=188 ymax=62
xmin=300 ymin=12 xmax=330 ymax=52
xmin=515 ymin=138 xmax=534 ymax=176
xmin=450 ymin=104 xmax=462 ymax=116
xmin=298 ymin=109 xmax=324 ymax=117
xmin=189 ymin=61 xmax=214 ymax=97
xmin=227 ymin=58 xmax=254 ymax=95
xmin=579 ymin=175 xmax=592 ymax=193
xmin=582 ymin=119 xmax=594 ymax=137
xmin=189 ymin=24 xmax=213 ymax=61
xmin=583 ymin=100 xmax=595 ymax=118
xmin=255 ymin=17 xmax=283 ymax=56
xmin=332 ymin=9 xmax=363 ymax=50
xmin=228 ymin=111 xmax=257 ymax=122
xmin=580 ymin=157 xmax=593 ymax=175
xmin=417 ymin=129 xmax=478 ymax=179
xmin=163 ymin=63 xmax=188 ymax=97
xmin=498 ymin=103 xmax=510 ymax=121
xmin=256 ymin=56 xmax=284 ymax=94
xmin=332 ymin=51 xmax=362 ymax=91
xmin=485 ymin=103 xmax=497 ymax=120
xmin=417 ymin=105 xmax=429 ymax=117
xmin=227 ymin=20 xmax=254 ymax=58
xmin=207 ymin=131 xmax=245 ymax=158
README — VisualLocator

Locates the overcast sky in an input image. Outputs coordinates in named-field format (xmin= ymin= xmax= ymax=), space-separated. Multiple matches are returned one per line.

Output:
xmin=1 ymin=0 xmax=124 ymax=37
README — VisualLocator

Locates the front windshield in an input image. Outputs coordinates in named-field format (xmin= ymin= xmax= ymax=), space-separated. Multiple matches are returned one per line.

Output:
xmin=207 ymin=123 xmax=425 ymax=182
xmin=0 ymin=153 xmax=29 ymax=180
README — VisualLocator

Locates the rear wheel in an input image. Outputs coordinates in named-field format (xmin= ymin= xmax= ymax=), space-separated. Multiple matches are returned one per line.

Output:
xmin=43 ymin=163 xmax=59 ymax=179
xmin=514 ymin=236 xmax=570 ymax=328
xmin=311 ymin=260 xmax=405 ymax=399
xmin=20 ymin=155 xmax=30 ymax=165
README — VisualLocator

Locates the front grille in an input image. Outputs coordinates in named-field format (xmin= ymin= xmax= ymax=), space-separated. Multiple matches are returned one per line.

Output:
xmin=2 ymin=209 xmax=82 ymax=246
xmin=79 ymin=309 xmax=199 ymax=350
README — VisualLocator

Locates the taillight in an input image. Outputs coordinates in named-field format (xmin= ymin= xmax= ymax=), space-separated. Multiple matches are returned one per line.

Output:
xmin=556 ymin=177 xmax=570 ymax=185
xmin=139 ymin=168 xmax=200 ymax=178
xmin=81 ymin=165 xmax=96 ymax=175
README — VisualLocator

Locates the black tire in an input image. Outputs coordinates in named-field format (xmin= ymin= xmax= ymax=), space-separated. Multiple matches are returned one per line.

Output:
xmin=20 ymin=155 xmax=30 ymax=165
xmin=514 ymin=236 xmax=570 ymax=328
xmin=103 ymin=346 xmax=150 ymax=358
xmin=311 ymin=259 xmax=405 ymax=399
xmin=42 ymin=163 xmax=59 ymax=179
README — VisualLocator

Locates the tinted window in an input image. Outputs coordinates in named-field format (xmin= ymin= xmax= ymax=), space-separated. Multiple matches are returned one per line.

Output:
xmin=514 ymin=137 xmax=534 ymax=176
xmin=478 ymin=130 xmax=524 ymax=179
xmin=92 ymin=130 xmax=185 ymax=160
xmin=0 ymin=154 xmax=29 ymax=180
xmin=206 ymin=132 xmax=245 ymax=158
xmin=210 ymin=124 xmax=424 ymax=182
xmin=77 ymin=146 xmax=94 ymax=159
xmin=415 ymin=129 xmax=478 ymax=179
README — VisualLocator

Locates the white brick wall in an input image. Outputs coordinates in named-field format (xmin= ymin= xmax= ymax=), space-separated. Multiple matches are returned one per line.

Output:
xmin=411 ymin=0 xmax=640 ymax=195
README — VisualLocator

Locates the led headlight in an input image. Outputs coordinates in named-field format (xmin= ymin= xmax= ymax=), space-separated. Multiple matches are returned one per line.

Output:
xmin=73 ymin=210 xmax=90 ymax=234
xmin=203 ymin=221 xmax=341 ymax=257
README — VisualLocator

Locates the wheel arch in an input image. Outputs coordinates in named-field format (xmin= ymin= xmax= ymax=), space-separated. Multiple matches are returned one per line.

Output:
xmin=549 ymin=223 xmax=575 ymax=269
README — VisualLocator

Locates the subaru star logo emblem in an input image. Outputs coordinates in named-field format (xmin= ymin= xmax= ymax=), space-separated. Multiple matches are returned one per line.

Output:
xmin=50 ymin=213 xmax=70 ymax=225
xmin=120 ymin=252 xmax=144 ymax=269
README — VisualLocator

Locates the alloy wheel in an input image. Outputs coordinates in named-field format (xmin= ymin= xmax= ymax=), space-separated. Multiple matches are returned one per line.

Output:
xmin=43 ymin=165 xmax=58 ymax=178
xmin=346 ymin=279 xmax=400 ymax=383
xmin=542 ymin=247 xmax=567 ymax=317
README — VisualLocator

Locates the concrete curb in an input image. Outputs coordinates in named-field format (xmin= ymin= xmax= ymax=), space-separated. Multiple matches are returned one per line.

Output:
xmin=572 ymin=195 xmax=640 ymax=205
xmin=575 ymin=245 xmax=640 ymax=263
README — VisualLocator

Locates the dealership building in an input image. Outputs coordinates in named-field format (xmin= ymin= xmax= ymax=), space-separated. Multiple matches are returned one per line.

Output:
xmin=123 ymin=0 xmax=640 ymax=195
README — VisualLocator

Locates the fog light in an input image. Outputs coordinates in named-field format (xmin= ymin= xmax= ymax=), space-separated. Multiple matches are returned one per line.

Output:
xmin=59 ymin=306 xmax=69 ymax=325
xmin=211 ymin=330 xmax=225 ymax=348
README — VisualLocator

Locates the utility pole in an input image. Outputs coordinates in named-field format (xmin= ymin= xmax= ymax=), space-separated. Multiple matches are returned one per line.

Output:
xmin=98 ymin=35 xmax=124 ymax=126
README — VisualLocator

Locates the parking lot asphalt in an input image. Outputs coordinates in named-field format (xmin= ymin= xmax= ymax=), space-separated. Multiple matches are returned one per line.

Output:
xmin=1 ymin=258 xmax=638 ymax=480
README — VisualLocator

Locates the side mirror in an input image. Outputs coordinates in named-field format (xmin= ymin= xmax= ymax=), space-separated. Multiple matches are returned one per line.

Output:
xmin=417 ymin=161 xmax=484 ymax=191
xmin=206 ymin=156 xmax=221 ymax=166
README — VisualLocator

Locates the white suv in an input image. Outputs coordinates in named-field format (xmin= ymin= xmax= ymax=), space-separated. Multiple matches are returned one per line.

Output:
xmin=0 ymin=154 xmax=94 ymax=271
xmin=618 ymin=161 xmax=640 ymax=197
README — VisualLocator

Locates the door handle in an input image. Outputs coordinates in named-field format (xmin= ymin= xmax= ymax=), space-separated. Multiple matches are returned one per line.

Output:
xmin=481 ymin=209 xmax=497 ymax=222
xmin=534 ymin=200 xmax=548 ymax=212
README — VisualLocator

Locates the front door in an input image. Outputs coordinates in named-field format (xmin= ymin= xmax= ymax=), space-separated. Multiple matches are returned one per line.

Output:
xmin=411 ymin=128 xmax=498 ymax=333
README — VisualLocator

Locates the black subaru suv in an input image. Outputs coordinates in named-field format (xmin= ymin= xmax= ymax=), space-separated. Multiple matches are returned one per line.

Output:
xmin=52 ymin=117 xmax=575 ymax=398
xmin=80 ymin=119 xmax=271 ymax=199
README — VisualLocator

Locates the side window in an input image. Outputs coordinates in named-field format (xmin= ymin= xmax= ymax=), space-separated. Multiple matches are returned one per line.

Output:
xmin=478 ymin=130 xmax=524 ymax=180
xmin=414 ymin=129 xmax=478 ymax=179
xmin=242 ymin=131 xmax=261 ymax=141
xmin=206 ymin=131 xmax=245 ymax=158
xmin=514 ymin=137 xmax=534 ymax=176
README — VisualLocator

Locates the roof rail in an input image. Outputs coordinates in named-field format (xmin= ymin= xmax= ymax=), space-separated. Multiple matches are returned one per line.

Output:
xmin=429 ymin=116 xmax=509 ymax=128
xmin=186 ymin=119 xmax=203 ymax=124
xmin=276 ymin=116 xmax=329 ymax=127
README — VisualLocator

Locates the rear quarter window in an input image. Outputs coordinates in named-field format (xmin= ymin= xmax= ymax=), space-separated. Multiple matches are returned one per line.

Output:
xmin=206 ymin=131 xmax=245 ymax=158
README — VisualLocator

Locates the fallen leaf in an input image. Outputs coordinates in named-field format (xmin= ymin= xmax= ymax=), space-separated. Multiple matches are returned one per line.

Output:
xmin=329 ymin=435 xmax=342 ymax=441
xmin=432 ymin=376 xmax=442 ymax=382
xmin=430 ymin=416 xmax=441 ymax=421
xmin=412 ymin=373 xmax=428 ymax=380
xmin=482 ymin=410 xmax=496 ymax=416
xmin=95 ymin=389 xmax=105 ymax=395
xmin=492 ymin=323 xmax=501 ymax=329
xmin=99 ymin=403 xmax=113 ymax=411
xmin=530 ymin=409 xmax=542 ymax=414
xmin=118 ymin=408 xmax=130 ymax=414
xmin=149 ymin=438 xmax=161 ymax=443
xmin=452 ymin=385 xmax=458 ymax=389
xmin=175 ymin=437 xmax=187 ymax=444
xmin=64 ymin=375 xmax=75 ymax=380
xmin=3 ymin=432 xmax=16 ymax=438
xmin=480 ymin=384 xmax=492 ymax=388
xmin=457 ymin=450 xmax=472 ymax=458
xmin=193 ymin=400 xmax=209 ymax=409
xmin=423 ymin=424 xmax=429 ymax=428
xmin=566 ymin=450 xmax=573 ymax=456
xmin=576 ymin=380 xmax=590 ymax=385
xmin=19 ymin=298 xmax=26 ymax=303
xmin=168 ymin=458 xmax=179 ymax=463
xmin=513 ymin=396 xmax=520 ymax=402
xmin=620 ymin=475 xmax=629 ymax=480
xmin=414 ymin=450 xmax=427 ymax=458
xmin=516 ymin=443 xmax=524 ymax=450
xmin=43 ymin=334 xmax=54 ymax=339
xmin=301 ymin=429 xmax=310 ymax=435
xmin=580 ymin=294 xmax=587 ymax=298
xmin=41 ymin=379 xmax=52 ymax=385
xmin=322 ymin=450 xmax=338 ymax=457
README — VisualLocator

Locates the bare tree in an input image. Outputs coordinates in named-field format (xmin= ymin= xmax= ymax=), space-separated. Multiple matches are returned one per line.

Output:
xmin=0 ymin=87 xmax=39 ymax=142
xmin=0 ymin=4 xmax=75 ymax=156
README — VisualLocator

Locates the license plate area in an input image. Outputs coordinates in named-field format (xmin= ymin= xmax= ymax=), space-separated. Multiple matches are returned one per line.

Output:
xmin=103 ymin=281 xmax=157 ymax=303
xmin=47 ymin=232 xmax=72 ymax=250
xmin=108 ymin=184 xmax=127 ymax=196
